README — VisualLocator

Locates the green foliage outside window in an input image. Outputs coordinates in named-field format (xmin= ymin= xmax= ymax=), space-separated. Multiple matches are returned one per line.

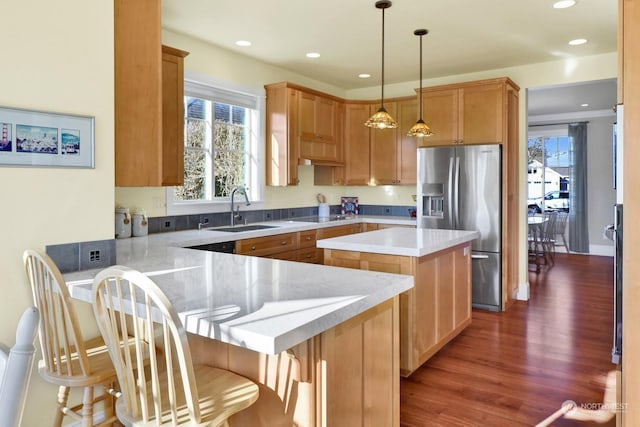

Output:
xmin=175 ymin=98 xmax=247 ymax=201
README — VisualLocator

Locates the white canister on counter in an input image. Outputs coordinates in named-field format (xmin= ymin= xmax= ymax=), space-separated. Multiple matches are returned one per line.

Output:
xmin=115 ymin=207 xmax=132 ymax=239
xmin=318 ymin=203 xmax=330 ymax=218
xmin=132 ymin=209 xmax=148 ymax=237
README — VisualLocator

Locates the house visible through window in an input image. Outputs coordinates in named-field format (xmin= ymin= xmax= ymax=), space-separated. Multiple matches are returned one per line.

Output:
xmin=527 ymin=134 xmax=571 ymax=212
xmin=167 ymin=76 xmax=264 ymax=216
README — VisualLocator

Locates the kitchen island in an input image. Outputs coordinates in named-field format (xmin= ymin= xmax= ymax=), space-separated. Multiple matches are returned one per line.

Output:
xmin=64 ymin=224 xmax=413 ymax=427
xmin=317 ymin=227 xmax=480 ymax=376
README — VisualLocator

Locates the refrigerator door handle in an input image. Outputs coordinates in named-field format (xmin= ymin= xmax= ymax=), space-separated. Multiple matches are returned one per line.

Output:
xmin=447 ymin=156 xmax=455 ymax=227
xmin=453 ymin=156 xmax=461 ymax=229
xmin=471 ymin=254 xmax=490 ymax=259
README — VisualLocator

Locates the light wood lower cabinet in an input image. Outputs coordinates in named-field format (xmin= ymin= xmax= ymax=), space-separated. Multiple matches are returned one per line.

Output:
xmin=188 ymin=297 xmax=399 ymax=427
xmin=323 ymin=242 xmax=471 ymax=377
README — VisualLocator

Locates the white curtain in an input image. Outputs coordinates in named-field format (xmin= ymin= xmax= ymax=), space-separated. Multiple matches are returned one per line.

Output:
xmin=568 ymin=122 xmax=589 ymax=253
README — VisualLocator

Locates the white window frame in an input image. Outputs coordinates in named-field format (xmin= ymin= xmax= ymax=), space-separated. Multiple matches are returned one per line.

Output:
xmin=166 ymin=71 xmax=265 ymax=216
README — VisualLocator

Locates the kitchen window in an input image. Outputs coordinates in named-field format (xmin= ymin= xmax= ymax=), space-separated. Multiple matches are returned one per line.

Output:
xmin=166 ymin=74 xmax=265 ymax=215
xmin=527 ymin=129 xmax=571 ymax=211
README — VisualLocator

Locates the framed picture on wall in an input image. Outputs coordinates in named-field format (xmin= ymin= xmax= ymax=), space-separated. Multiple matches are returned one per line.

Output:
xmin=0 ymin=105 xmax=94 ymax=168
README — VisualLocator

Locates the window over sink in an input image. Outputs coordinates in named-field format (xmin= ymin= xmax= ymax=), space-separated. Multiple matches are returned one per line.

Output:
xmin=166 ymin=72 xmax=265 ymax=215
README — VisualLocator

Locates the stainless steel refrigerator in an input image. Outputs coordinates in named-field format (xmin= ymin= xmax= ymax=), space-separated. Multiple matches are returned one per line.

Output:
xmin=417 ymin=144 xmax=502 ymax=311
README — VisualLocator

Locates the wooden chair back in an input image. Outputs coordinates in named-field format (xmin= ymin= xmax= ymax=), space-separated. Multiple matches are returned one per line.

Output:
xmin=92 ymin=266 xmax=202 ymax=425
xmin=23 ymin=250 xmax=92 ymax=379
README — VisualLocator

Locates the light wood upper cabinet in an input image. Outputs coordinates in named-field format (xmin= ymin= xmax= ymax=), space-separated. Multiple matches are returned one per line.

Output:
xmin=266 ymin=83 xmax=344 ymax=186
xmin=370 ymin=102 xmax=398 ymax=185
xmin=397 ymin=99 xmax=419 ymax=185
xmin=420 ymin=88 xmax=459 ymax=147
xmin=266 ymin=84 xmax=299 ymax=186
xmin=161 ymin=45 xmax=189 ymax=186
xmin=343 ymin=102 xmax=372 ymax=185
xmin=420 ymin=78 xmax=517 ymax=147
xmin=299 ymin=92 xmax=340 ymax=162
xmin=370 ymin=99 xmax=418 ymax=185
xmin=114 ymin=0 xmax=188 ymax=187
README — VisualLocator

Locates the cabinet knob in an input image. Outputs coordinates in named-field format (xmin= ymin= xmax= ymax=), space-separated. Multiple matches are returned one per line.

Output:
xmin=281 ymin=241 xmax=287 ymax=245
xmin=306 ymin=236 xmax=312 ymax=241
xmin=251 ymin=246 xmax=256 ymax=251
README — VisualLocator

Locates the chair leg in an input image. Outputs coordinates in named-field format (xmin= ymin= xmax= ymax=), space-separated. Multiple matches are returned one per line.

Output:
xmin=82 ymin=386 xmax=94 ymax=427
xmin=54 ymin=386 xmax=70 ymax=427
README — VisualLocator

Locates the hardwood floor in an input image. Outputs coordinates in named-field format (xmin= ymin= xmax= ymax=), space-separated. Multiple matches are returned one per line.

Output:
xmin=400 ymin=253 xmax=616 ymax=426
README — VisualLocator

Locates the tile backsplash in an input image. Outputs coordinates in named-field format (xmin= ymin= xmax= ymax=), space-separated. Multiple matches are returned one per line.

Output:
xmin=148 ymin=204 xmax=415 ymax=234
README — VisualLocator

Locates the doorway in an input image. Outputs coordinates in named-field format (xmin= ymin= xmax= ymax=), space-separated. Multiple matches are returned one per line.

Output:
xmin=526 ymin=78 xmax=617 ymax=256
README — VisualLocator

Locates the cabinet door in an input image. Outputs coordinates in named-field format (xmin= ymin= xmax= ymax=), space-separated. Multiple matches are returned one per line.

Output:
xmin=370 ymin=102 xmax=398 ymax=185
xmin=114 ymin=0 xmax=162 ymax=186
xmin=453 ymin=244 xmax=471 ymax=329
xmin=344 ymin=103 xmax=371 ymax=185
xmin=299 ymin=92 xmax=339 ymax=161
xmin=420 ymin=88 xmax=459 ymax=146
xmin=460 ymin=83 xmax=504 ymax=144
xmin=266 ymin=85 xmax=299 ymax=186
xmin=396 ymin=99 xmax=418 ymax=184
xmin=161 ymin=46 xmax=188 ymax=186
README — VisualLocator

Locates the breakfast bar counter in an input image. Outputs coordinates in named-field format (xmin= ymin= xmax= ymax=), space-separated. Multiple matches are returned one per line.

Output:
xmin=63 ymin=223 xmax=413 ymax=427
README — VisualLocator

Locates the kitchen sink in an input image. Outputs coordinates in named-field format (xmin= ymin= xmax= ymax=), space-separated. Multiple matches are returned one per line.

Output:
xmin=208 ymin=224 xmax=280 ymax=233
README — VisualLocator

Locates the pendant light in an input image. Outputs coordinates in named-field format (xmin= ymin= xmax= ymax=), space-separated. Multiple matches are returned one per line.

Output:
xmin=407 ymin=29 xmax=433 ymax=138
xmin=365 ymin=0 xmax=398 ymax=129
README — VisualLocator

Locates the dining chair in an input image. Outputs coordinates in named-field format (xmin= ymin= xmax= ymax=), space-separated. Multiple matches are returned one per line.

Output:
xmin=0 ymin=306 xmax=39 ymax=427
xmin=553 ymin=211 xmax=570 ymax=253
xmin=23 ymin=249 xmax=119 ymax=427
xmin=92 ymin=265 xmax=259 ymax=427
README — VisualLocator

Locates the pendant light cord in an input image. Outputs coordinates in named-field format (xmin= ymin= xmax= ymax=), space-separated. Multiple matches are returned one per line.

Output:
xmin=381 ymin=6 xmax=386 ymax=108
xmin=419 ymin=32 xmax=423 ymax=119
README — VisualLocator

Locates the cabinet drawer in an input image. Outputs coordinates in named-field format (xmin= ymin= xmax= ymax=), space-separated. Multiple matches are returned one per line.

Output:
xmin=318 ymin=223 xmax=362 ymax=239
xmin=267 ymin=250 xmax=299 ymax=261
xmin=297 ymin=247 xmax=323 ymax=264
xmin=236 ymin=232 xmax=297 ymax=257
xmin=298 ymin=230 xmax=318 ymax=248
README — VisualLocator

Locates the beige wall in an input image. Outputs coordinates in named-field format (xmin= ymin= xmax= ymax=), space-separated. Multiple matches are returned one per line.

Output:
xmin=0 ymin=1 xmax=114 ymax=425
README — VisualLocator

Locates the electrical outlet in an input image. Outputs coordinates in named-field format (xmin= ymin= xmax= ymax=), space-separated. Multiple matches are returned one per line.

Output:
xmin=385 ymin=207 xmax=391 ymax=214
xmin=79 ymin=240 xmax=113 ymax=270
xmin=265 ymin=212 xmax=272 ymax=219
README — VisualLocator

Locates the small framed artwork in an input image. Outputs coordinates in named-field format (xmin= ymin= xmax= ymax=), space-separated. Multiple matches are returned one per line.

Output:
xmin=0 ymin=105 xmax=94 ymax=168
xmin=341 ymin=196 xmax=359 ymax=215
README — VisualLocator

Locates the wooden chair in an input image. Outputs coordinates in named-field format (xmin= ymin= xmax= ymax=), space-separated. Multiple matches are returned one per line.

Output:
xmin=92 ymin=266 xmax=259 ymax=427
xmin=553 ymin=210 xmax=570 ymax=253
xmin=0 ymin=307 xmax=39 ymax=427
xmin=23 ymin=249 xmax=119 ymax=427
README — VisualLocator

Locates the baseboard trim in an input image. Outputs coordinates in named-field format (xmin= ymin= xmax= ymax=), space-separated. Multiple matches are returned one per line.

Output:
xmin=588 ymin=244 xmax=614 ymax=257
xmin=516 ymin=281 xmax=530 ymax=301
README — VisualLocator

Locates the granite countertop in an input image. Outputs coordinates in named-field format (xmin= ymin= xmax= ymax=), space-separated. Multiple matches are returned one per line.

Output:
xmin=156 ymin=215 xmax=417 ymax=249
xmin=64 ymin=215 xmax=416 ymax=355
xmin=317 ymin=227 xmax=480 ymax=257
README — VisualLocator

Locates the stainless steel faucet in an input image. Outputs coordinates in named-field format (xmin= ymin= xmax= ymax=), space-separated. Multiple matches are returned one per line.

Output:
xmin=230 ymin=185 xmax=251 ymax=226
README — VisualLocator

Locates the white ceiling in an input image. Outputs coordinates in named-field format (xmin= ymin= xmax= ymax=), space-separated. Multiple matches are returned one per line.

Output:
xmin=162 ymin=0 xmax=618 ymax=115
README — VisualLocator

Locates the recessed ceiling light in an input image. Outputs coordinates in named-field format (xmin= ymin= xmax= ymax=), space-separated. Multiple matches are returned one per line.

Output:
xmin=553 ymin=0 xmax=577 ymax=9
xmin=581 ymin=103 xmax=589 ymax=107
xmin=358 ymin=73 xmax=371 ymax=79
xmin=235 ymin=40 xmax=251 ymax=47
xmin=568 ymin=38 xmax=587 ymax=46
xmin=306 ymin=52 xmax=321 ymax=59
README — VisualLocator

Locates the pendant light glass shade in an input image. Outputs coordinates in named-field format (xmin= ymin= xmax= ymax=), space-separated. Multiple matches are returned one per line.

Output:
xmin=407 ymin=29 xmax=433 ymax=138
xmin=365 ymin=0 xmax=398 ymax=129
